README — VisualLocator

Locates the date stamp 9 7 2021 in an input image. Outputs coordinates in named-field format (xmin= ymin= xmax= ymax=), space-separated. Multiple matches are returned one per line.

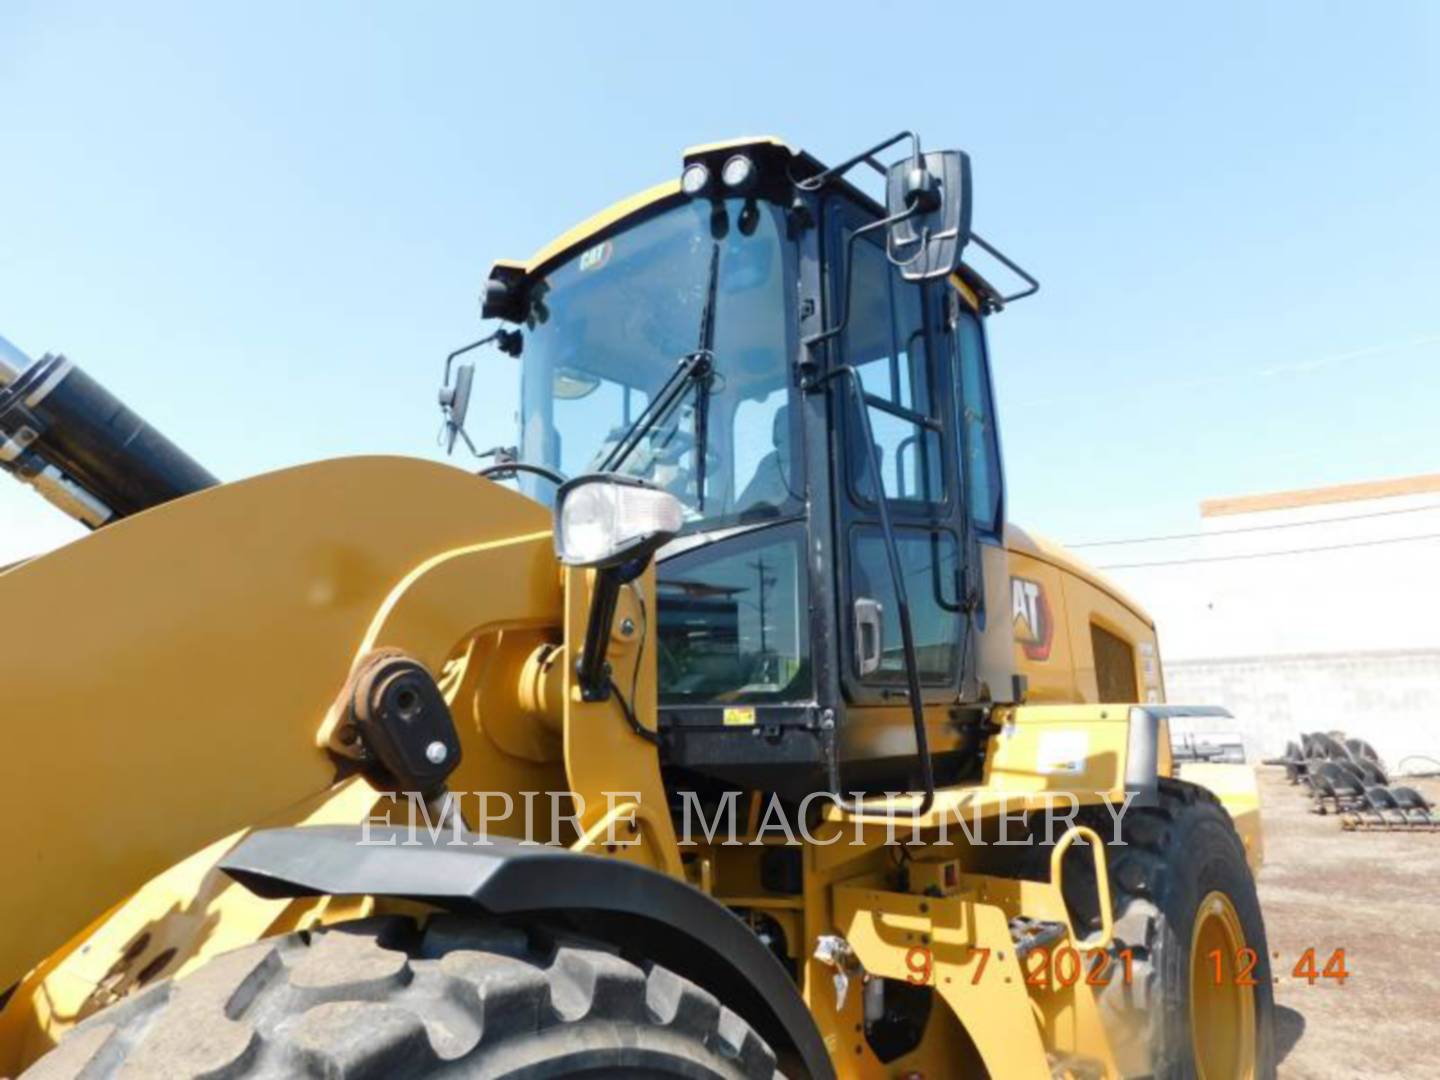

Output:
xmin=902 ymin=945 xmax=1351 ymax=988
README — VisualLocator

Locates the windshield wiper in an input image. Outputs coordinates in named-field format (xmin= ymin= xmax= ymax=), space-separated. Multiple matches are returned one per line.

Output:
xmin=691 ymin=242 xmax=719 ymax=511
xmin=599 ymin=242 xmax=720 ymax=510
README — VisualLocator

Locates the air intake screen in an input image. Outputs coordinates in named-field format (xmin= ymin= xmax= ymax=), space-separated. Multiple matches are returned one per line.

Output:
xmin=1091 ymin=623 xmax=1138 ymax=703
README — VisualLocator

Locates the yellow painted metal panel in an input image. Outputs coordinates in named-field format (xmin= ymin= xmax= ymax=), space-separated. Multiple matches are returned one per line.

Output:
xmin=1060 ymin=570 xmax=1158 ymax=705
xmin=1008 ymin=546 xmax=1081 ymax=702
xmin=1006 ymin=522 xmax=1154 ymax=629
xmin=0 ymin=456 xmax=551 ymax=990
xmin=1179 ymin=762 xmax=1266 ymax=872
xmin=0 ymin=778 xmax=386 ymax=1073
xmin=835 ymin=881 xmax=1056 ymax=1077
xmin=561 ymin=565 xmax=682 ymax=876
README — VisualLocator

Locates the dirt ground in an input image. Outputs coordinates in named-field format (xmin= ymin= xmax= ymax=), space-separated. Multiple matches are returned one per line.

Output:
xmin=1254 ymin=765 xmax=1440 ymax=1079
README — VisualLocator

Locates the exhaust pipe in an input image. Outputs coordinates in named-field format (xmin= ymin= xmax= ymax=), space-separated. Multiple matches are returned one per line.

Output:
xmin=0 ymin=335 xmax=217 ymax=528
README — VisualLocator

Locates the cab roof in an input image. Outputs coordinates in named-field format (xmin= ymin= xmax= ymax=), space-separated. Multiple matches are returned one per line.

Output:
xmin=487 ymin=136 xmax=997 ymax=311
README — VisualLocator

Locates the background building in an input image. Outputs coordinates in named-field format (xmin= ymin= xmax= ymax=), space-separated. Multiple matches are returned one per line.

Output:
xmin=1097 ymin=473 xmax=1440 ymax=773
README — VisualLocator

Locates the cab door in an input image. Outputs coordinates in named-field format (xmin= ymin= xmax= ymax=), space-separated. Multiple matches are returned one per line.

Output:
xmin=825 ymin=199 xmax=971 ymax=769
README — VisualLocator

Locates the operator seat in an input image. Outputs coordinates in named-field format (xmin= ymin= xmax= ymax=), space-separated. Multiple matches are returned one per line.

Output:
xmin=736 ymin=405 xmax=794 ymax=513
xmin=737 ymin=404 xmax=888 ymax=514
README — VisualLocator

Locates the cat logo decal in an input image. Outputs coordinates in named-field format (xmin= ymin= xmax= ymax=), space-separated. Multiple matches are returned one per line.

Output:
xmin=1011 ymin=576 xmax=1053 ymax=662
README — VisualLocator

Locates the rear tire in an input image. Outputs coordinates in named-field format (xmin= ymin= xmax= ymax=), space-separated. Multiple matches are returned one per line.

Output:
xmin=1085 ymin=779 xmax=1276 ymax=1079
xmin=23 ymin=915 xmax=782 ymax=1079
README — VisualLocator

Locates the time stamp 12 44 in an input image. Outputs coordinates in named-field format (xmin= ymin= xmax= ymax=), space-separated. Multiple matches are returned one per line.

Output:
xmin=902 ymin=945 xmax=1353 ymax=988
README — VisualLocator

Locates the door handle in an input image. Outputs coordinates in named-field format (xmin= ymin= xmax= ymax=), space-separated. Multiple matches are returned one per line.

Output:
xmin=855 ymin=597 xmax=884 ymax=676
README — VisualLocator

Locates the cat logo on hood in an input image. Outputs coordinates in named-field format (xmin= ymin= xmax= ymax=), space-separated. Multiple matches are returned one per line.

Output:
xmin=1011 ymin=576 xmax=1053 ymax=661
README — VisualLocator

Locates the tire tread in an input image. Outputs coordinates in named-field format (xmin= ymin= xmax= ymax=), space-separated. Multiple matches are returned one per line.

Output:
xmin=24 ymin=918 xmax=778 ymax=1080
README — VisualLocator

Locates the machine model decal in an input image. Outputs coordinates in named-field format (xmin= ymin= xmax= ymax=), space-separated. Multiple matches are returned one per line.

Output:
xmin=1011 ymin=575 xmax=1054 ymax=661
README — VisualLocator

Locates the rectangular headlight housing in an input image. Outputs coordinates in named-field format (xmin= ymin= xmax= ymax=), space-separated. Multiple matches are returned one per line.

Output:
xmin=554 ymin=474 xmax=683 ymax=569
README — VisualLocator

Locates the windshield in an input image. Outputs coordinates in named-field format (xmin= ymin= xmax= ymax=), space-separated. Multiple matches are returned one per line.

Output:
xmin=516 ymin=197 xmax=798 ymax=529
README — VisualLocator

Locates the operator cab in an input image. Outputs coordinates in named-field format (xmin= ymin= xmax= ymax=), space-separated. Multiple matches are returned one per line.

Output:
xmin=458 ymin=135 xmax=1037 ymax=804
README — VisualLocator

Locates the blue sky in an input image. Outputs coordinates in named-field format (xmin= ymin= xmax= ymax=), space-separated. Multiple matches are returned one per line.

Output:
xmin=3 ymin=1 xmax=1437 ymax=561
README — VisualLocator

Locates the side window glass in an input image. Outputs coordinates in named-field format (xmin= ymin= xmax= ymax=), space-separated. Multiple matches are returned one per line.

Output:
xmin=956 ymin=310 xmax=1001 ymax=532
xmin=851 ymin=527 xmax=961 ymax=683
xmin=843 ymin=236 xmax=943 ymax=504
xmin=656 ymin=525 xmax=811 ymax=704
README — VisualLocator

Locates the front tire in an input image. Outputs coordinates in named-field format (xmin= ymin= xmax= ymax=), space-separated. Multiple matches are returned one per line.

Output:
xmin=23 ymin=916 xmax=781 ymax=1079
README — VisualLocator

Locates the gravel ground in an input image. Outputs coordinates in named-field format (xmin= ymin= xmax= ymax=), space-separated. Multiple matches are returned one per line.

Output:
xmin=1254 ymin=765 xmax=1440 ymax=1079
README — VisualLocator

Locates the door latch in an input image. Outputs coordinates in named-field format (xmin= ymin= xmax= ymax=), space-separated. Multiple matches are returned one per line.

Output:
xmin=854 ymin=597 xmax=884 ymax=676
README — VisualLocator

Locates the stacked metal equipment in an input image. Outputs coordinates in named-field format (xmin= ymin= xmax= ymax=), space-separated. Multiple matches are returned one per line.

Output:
xmin=1267 ymin=732 xmax=1439 ymax=831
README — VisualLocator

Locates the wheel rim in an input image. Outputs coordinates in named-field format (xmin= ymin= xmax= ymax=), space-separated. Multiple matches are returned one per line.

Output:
xmin=1189 ymin=890 xmax=1257 ymax=1080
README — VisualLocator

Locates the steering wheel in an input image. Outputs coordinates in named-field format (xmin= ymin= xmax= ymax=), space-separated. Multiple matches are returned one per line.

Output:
xmin=638 ymin=425 xmax=721 ymax=499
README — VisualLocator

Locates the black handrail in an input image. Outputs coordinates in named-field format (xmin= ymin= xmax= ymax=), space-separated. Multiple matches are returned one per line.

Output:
xmin=809 ymin=364 xmax=937 ymax=820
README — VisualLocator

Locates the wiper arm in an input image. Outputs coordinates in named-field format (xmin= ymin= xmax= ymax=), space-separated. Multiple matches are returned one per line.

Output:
xmin=599 ymin=242 xmax=721 ymax=511
xmin=598 ymin=349 xmax=712 ymax=473
xmin=691 ymin=242 xmax=720 ymax=511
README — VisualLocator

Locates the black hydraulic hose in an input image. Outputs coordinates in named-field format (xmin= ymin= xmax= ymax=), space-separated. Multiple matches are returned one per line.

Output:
xmin=608 ymin=674 xmax=659 ymax=746
xmin=477 ymin=461 xmax=566 ymax=485
xmin=823 ymin=365 xmax=936 ymax=820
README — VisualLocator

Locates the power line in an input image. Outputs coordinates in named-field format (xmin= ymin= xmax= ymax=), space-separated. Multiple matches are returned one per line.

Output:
xmin=1015 ymin=334 xmax=1440 ymax=411
xmin=1070 ymin=502 xmax=1440 ymax=548
xmin=1097 ymin=531 xmax=1440 ymax=570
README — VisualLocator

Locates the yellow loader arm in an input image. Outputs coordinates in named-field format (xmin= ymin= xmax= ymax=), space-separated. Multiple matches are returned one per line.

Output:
xmin=0 ymin=456 xmax=553 ymax=992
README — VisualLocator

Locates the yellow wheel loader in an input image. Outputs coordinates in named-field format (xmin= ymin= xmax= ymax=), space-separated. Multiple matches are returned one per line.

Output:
xmin=0 ymin=133 xmax=1272 ymax=1079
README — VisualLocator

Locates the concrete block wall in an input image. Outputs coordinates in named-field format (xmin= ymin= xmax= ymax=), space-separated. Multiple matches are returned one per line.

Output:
xmin=1162 ymin=649 xmax=1440 ymax=775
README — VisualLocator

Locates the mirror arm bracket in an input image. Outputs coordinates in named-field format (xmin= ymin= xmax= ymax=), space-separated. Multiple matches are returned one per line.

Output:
xmin=442 ymin=328 xmax=522 ymax=386
xmin=967 ymin=231 xmax=1041 ymax=309
xmin=795 ymin=130 xmax=923 ymax=193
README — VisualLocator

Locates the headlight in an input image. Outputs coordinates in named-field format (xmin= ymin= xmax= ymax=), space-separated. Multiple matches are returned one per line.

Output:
xmin=554 ymin=475 xmax=683 ymax=569
xmin=721 ymin=154 xmax=756 ymax=192
xmin=680 ymin=162 xmax=711 ymax=197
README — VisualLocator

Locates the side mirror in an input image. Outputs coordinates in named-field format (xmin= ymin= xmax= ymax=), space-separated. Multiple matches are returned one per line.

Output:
xmin=885 ymin=150 xmax=972 ymax=281
xmin=437 ymin=328 xmax=521 ymax=457
xmin=438 ymin=360 xmax=475 ymax=455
